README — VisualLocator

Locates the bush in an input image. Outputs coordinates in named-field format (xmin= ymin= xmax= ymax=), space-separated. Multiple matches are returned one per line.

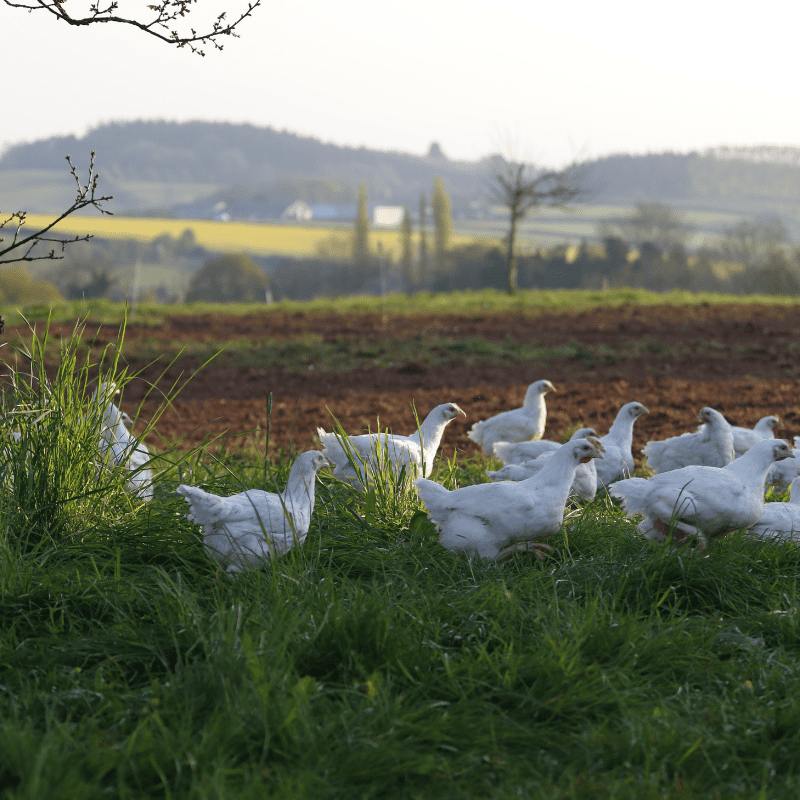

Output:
xmin=185 ymin=253 xmax=271 ymax=303
xmin=0 ymin=267 xmax=62 ymax=304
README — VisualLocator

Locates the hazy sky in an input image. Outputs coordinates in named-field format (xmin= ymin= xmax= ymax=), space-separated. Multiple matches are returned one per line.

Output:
xmin=2 ymin=0 xmax=799 ymax=166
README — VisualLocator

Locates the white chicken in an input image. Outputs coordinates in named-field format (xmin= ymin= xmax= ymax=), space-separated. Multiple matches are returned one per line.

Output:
xmin=765 ymin=448 xmax=800 ymax=491
xmin=467 ymin=379 xmax=555 ymax=457
xmin=93 ymin=382 xmax=154 ymax=501
xmin=595 ymin=401 xmax=649 ymax=487
xmin=177 ymin=450 xmax=330 ymax=574
xmin=317 ymin=402 xmax=465 ymax=488
xmin=642 ymin=407 xmax=734 ymax=475
xmin=697 ymin=413 xmax=779 ymax=458
xmin=486 ymin=428 xmax=599 ymax=501
xmin=765 ymin=435 xmax=800 ymax=490
xmin=611 ymin=438 xmax=793 ymax=550
xmin=414 ymin=436 xmax=605 ymax=561
xmin=748 ymin=477 xmax=800 ymax=543
xmin=492 ymin=427 xmax=597 ymax=466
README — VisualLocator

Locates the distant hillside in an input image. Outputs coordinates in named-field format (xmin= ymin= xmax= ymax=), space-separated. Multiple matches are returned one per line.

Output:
xmin=2 ymin=121 xmax=800 ymax=233
xmin=584 ymin=149 xmax=800 ymax=206
xmin=0 ymin=120 xmax=487 ymax=213
xmin=706 ymin=145 xmax=800 ymax=166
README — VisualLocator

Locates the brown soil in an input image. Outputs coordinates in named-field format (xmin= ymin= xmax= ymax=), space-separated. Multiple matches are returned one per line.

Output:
xmin=8 ymin=303 xmax=800 ymax=465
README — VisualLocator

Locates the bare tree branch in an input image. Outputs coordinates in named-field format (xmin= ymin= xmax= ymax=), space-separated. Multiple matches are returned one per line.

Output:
xmin=0 ymin=151 xmax=113 ymax=265
xmin=1 ymin=1 xmax=260 ymax=309
xmin=3 ymin=0 xmax=262 ymax=55
xmin=490 ymin=157 xmax=584 ymax=294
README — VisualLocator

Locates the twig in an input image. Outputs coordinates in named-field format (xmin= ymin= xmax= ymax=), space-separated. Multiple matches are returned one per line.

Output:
xmin=0 ymin=151 xmax=113 ymax=265
xmin=3 ymin=1 xmax=262 ymax=55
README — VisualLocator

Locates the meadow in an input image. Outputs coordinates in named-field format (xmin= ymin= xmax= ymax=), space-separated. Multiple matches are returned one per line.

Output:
xmin=2 ymin=301 xmax=800 ymax=799
xmin=10 ymin=286 xmax=800 ymax=329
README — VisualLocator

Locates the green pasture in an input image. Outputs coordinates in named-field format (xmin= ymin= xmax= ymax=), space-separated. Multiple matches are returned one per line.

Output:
xmin=2 ymin=287 xmax=797 ymax=383
xmin=99 ymin=330 xmax=772 ymax=378
xmin=0 ymin=169 xmax=226 ymax=217
xmin=5 ymin=286 xmax=800 ymax=330
xmin=2 ymin=317 xmax=800 ymax=798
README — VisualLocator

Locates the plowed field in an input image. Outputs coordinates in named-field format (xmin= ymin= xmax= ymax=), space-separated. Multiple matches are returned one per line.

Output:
xmin=9 ymin=302 xmax=800 ymax=465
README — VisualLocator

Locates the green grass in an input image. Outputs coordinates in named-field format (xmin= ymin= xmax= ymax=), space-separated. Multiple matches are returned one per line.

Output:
xmin=0 ymin=326 xmax=703 ymax=376
xmin=4 ymin=287 xmax=794 ymax=379
xmin=102 ymin=333 xmax=617 ymax=373
xmin=121 ymin=333 xmax=702 ymax=375
xmin=3 ymin=318 xmax=800 ymax=798
xmin=5 ymin=286 xmax=800 ymax=329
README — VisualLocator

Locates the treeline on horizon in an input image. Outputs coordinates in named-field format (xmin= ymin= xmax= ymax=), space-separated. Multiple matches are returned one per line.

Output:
xmin=3 ymin=227 xmax=799 ymax=307
xmin=267 ymin=238 xmax=800 ymax=300
xmin=4 ymin=120 xmax=800 ymax=214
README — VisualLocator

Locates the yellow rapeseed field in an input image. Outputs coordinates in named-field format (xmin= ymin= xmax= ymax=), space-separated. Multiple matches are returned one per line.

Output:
xmin=19 ymin=214 xmax=480 ymax=259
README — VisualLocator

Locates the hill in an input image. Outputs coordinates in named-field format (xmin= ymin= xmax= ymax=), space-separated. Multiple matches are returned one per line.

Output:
xmin=0 ymin=120 xmax=486 ymax=216
xmin=2 ymin=121 xmax=800 ymax=238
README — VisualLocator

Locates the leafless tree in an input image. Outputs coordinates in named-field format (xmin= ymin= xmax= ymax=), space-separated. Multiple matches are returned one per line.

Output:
xmin=0 ymin=152 xmax=112 ymax=266
xmin=3 ymin=0 xmax=262 ymax=55
xmin=490 ymin=157 xmax=583 ymax=294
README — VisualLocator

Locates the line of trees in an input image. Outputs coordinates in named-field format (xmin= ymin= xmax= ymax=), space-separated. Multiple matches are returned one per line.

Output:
xmin=339 ymin=178 xmax=455 ymax=294
xmin=5 ymin=214 xmax=799 ymax=305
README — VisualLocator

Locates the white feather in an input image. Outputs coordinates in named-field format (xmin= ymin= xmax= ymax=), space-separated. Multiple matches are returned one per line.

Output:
xmin=94 ymin=382 xmax=154 ymax=501
xmin=492 ymin=427 xmax=596 ymax=466
xmin=177 ymin=450 xmax=329 ymax=574
xmin=642 ymin=407 xmax=734 ymax=475
xmin=697 ymin=413 xmax=779 ymax=458
xmin=748 ymin=477 xmax=800 ymax=542
xmin=467 ymin=379 xmax=555 ymax=456
xmin=612 ymin=438 xmax=793 ymax=547
xmin=595 ymin=402 xmax=649 ymax=487
xmin=318 ymin=403 xmax=465 ymax=488
xmin=487 ymin=429 xmax=599 ymax=501
xmin=415 ymin=437 xmax=605 ymax=560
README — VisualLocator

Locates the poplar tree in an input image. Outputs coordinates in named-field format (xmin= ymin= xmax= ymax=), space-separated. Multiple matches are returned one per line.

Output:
xmin=399 ymin=208 xmax=414 ymax=284
xmin=418 ymin=194 xmax=429 ymax=282
xmin=352 ymin=184 xmax=370 ymax=282
xmin=431 ymin=176 xmax=453 ymax=272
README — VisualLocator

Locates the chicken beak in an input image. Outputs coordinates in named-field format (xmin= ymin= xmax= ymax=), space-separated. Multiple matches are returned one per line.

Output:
xmin=594 ymin=442 xmax=605 ymax=459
